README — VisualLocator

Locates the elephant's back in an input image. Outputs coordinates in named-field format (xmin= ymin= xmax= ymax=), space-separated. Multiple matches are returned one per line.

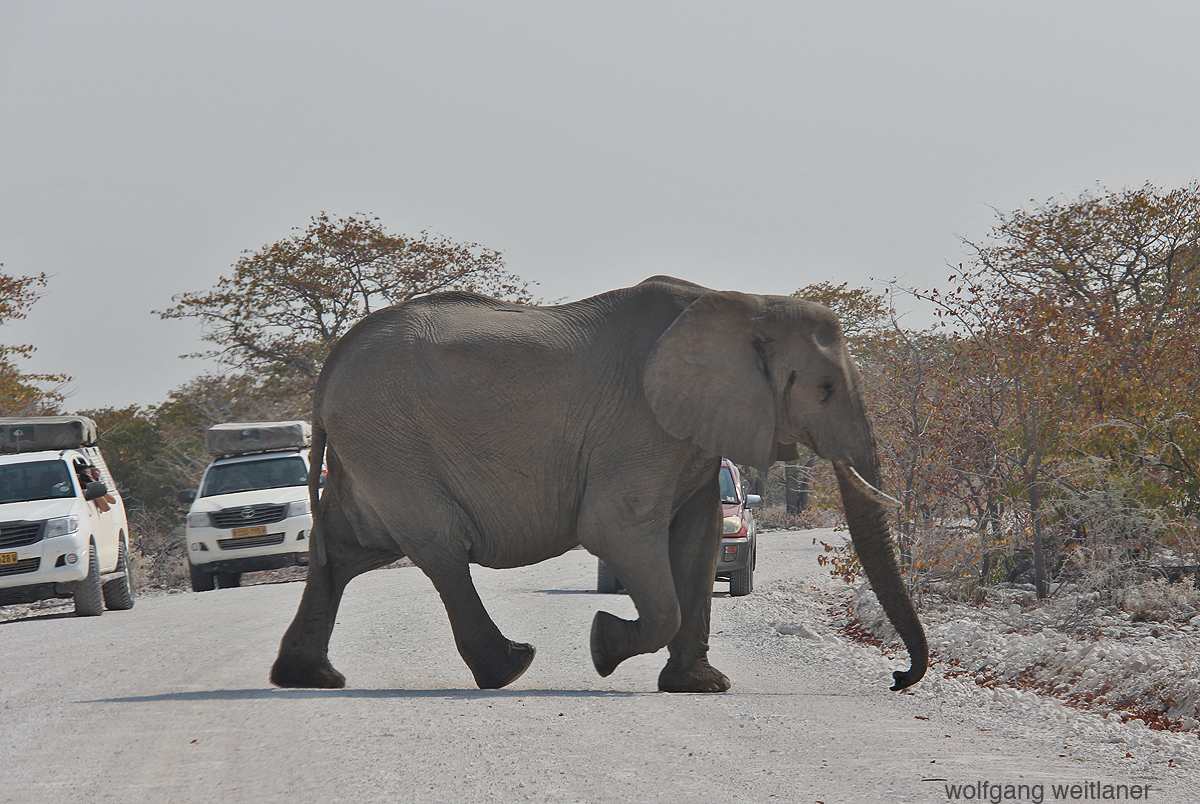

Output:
xmin=320 ymin=295 xmax=579 ymax=401
xmin=313 ymin=293 xmax=601 ymax=474
xmin=312 ymin=294 xmax=598 ymax=563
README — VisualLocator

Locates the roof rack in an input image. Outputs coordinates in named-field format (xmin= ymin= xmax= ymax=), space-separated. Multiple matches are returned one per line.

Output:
xmin=0 ymin=416 xmax=99 ymax=453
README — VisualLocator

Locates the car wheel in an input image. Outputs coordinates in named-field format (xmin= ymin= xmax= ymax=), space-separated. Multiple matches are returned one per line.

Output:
xmin=729 ymin=541 xmax=754 ymax=597
xmin=597 ymin=560 xmax=623 ymax=594
xmin=728 ymin=564 xmax=753 ymax=596
xmin=216 ymin=572 xmax=242 ymax=589
xmin=102 ymin=540 xmax=136 ymax=610
xmin=189 ymin=559 xmax=216 ymax=592
xmin=74 ymin=543 xmax=105 ymax=616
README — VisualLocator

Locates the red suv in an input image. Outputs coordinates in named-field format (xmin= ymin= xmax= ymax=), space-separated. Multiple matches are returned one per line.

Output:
xmin=598 ymin=459 xmax=761 ymax=596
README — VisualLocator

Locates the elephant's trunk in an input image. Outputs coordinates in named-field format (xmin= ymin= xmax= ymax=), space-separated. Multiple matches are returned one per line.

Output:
xmin=834 ymin=460 xmax=928 ymax=691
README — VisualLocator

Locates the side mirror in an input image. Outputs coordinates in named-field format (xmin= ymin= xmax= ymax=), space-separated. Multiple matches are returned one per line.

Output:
xmin=744 ymin=494 xmax=762 ymax=510
xmin=177 ymin=489 xmax=196 ymax=505
xmin=84 ymin=481 xmax=109 ymax=502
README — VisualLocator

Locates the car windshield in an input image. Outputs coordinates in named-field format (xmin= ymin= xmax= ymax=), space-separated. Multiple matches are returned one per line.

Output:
xmin=0 ymin=460 xmax=76 ymax=504
xmin=201 ymin=456 xmax=307 ymax=497
xmin=719 ymin=466 xmax=739 ymax=505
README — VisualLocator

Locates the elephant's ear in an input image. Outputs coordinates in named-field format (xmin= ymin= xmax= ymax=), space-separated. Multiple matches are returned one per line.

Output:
xmin=643 ymin=291 xmax=779 ymax=470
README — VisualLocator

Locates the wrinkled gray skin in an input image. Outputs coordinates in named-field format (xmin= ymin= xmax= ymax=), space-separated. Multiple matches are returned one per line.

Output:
xmin=271 ymin=276 xmax=928 ymax=693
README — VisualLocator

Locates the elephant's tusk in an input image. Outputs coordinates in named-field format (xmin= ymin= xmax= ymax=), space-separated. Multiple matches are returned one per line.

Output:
xmin=834 ymin=461 xmax=903 ymax=510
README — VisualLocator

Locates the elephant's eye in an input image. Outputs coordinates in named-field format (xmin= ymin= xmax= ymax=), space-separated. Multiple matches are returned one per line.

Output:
xmin=818 ymin=380 xmax=835 ymax=404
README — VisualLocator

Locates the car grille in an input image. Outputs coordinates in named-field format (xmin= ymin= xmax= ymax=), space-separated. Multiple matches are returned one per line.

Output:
xmin=0 ymin=557 xmax=41 ymax=577
xmin=217 ymin=532 xmax=286 ymax=550
xmin=0 ymin=521 xmax=44 ymax=549
xmin=210 ymin=504 xmax=288 ymax=529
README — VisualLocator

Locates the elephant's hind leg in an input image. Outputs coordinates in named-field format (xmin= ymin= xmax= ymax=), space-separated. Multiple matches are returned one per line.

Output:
xmin=271 ymin=554 xmax=348 ymax=689
xmin=423 ymin=559 xmax=535 ymax=689
xmin=271 ymin=492 xmax=397 ymax=689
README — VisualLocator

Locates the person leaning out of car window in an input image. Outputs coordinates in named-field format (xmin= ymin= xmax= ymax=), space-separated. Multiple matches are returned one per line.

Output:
xmin=74 ymin=461 xmax=115 ymax=513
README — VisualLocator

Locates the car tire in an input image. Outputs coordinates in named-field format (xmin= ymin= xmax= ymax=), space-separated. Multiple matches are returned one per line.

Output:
xmin=597 ymin=560 xmax=623 ymax=594
xmin=74 ymin=543 xmax=105 ymax=617
xmin=729 ymin=540 xmax=754 ymax=597
xmin=189 ymin=559 xmax=216 ymax=592
xmin=102 ymin=540 xmax=136 ymax=610
xmin=215 ymin=572 xmax=242 ymax=589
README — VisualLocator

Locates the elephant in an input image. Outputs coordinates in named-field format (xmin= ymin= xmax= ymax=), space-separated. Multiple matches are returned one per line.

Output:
xmin=270 ymin=276 xmax=928 ymax=693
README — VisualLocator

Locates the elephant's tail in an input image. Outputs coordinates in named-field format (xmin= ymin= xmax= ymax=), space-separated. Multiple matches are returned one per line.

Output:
xmin=308 ymin=422 xmax=328 ymax=567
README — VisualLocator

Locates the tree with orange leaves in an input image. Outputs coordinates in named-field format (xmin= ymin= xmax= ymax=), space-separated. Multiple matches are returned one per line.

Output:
xmin=158 ymin=213 xmax=535 ymax=385
xmin=0 ymin=266 xmax=68 ymax=415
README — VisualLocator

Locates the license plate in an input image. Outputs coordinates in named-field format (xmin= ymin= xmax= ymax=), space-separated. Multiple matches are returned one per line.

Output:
xmin=0 ymin=552 xmax=16 ymax=566
xmin=231 ymin=525 xmax=267 ymax=539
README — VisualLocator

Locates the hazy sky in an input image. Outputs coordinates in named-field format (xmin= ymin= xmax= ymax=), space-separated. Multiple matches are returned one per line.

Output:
xmin=2 ymin=1 xmax=1198 ymax=411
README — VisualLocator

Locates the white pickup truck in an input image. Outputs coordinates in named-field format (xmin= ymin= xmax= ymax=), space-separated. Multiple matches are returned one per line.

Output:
xmin=0 ymin=416 xmax=135 ymax=616
xmin=179 ymin=421 xmax=315 ymax=592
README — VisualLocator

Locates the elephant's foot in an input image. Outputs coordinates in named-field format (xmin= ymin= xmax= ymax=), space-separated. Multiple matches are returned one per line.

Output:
xmin=270 ymin=655 xmax=347 ymax=689
xmin=590 ymin=610 xmax=640 ymax=678
xmin=658 ymin=658 xmax=730 ymax=693
xmin=469 ymin=640 xmax=536 ymax=690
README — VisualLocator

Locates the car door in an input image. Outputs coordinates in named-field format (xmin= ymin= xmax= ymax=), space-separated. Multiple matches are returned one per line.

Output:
xmin=76 ymin=451 xmax=120 ymax=571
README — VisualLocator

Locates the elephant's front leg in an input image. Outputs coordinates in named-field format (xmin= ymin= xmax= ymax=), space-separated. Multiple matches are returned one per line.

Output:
xmin=424 ymin=559 xmax=536 ymax=690
xmin=588 ymin=529 xmax=685 ymax=680
xmin=658 ymin=478 xmax=730 ymax=693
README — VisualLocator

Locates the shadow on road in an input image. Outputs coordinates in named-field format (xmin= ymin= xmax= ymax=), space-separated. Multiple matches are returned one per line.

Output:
xmin=85 ymin=686 xmax=650 ymax=704
xmin=535 ymin=588 xmax=734 ymax=598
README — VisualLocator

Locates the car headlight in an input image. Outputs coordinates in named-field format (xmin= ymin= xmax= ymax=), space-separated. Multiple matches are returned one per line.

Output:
xmin=186 ymin=512 xmax=212 ymax=528
xmin=45 ymin=516 xmax=79 ymax=539
xmin=286 ymin=499 xmax=311 ymax=518
xmin=722 ymin=516 xmax=743 ymax=535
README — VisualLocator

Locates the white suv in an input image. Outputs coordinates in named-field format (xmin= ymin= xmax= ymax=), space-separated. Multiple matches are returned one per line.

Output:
xmin=180 ymin=421 xmax=315 ymax=591
xmin=0 ymin=416 xmax=135 ymax=616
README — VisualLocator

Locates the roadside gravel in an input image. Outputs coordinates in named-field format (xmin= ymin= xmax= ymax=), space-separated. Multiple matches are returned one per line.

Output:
xmin=731 ymin=529 xmax=1200 ymax=782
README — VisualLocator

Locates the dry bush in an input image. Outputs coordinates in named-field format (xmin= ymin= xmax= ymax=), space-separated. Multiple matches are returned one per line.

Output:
xmin=1116 ymin=578 xmax=1200 ymax=621
xmin=754 ymin=501 xmax=842 ymax=531
xmin=901 ymin=521 xmax=990 ymax=602
xmin=127 ymin=508 xmax=189 ymax=591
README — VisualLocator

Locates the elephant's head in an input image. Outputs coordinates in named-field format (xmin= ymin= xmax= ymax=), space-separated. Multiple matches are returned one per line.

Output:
xmin=643 ymin=289 xmax=928 ymax=690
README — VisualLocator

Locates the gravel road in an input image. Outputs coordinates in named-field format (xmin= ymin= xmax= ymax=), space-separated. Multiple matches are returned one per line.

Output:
xmin=3 ymin=529 xmax=1196 ymax=803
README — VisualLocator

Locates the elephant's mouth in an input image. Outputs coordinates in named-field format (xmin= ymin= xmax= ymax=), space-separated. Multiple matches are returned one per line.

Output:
xmin=793 ymin=426 xmax=817 ymax=454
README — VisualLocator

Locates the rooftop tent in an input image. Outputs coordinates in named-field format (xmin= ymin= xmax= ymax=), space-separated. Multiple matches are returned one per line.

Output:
xmin=205 ymin=421 xmax=313 ymax=457
xmin=0 ymin=416 xmax=99 ymax=453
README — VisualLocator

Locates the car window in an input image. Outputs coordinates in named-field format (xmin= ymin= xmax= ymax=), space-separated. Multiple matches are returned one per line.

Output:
xmin=719 ymin=466 xmax=740 ymax=505
xmin=201 ymin=456 xmax=307 ymax=497
xmin=0 ymin=460 xmax=76 ymax=504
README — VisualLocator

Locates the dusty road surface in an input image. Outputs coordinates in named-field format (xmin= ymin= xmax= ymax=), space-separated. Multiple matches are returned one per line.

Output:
xmin=3 ymin=530 xmax=1196 ymax=803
